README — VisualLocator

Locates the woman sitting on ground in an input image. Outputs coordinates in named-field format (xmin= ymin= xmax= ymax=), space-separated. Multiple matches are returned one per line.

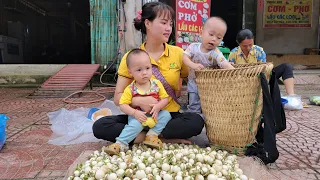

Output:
xmin=92 ymin=2 xmax=204 ymax=145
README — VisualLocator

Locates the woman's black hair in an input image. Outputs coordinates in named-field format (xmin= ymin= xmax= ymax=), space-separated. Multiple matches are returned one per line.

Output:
xmin=133 ymin=2 xmax=175 ymax=34
xmin=236 ymin=29 xmax=254 ymax=44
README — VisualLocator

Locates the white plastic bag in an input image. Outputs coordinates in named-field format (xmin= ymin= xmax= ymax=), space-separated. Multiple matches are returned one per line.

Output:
xmin=48 ymin=100 xmax=123 ymax=145
xmin=282 ymin=95 xmax=303 ymax=111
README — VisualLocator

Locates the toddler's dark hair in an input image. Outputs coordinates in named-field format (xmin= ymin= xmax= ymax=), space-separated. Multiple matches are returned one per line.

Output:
xmin=126 ymin=48 xmax=149 ymax=68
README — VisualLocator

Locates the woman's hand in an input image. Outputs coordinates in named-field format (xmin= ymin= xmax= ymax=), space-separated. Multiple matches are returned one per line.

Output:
xmin=132 ymin=96 xmax=158 ymax=113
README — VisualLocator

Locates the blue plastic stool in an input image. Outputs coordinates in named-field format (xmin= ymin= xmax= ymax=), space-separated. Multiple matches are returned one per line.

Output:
xmin=0 ymin=114 xmax=9 ymax=150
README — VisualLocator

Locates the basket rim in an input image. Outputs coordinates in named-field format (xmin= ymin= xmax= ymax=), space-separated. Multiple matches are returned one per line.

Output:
xmin=195 ymin=62 xmax=273 ymax=73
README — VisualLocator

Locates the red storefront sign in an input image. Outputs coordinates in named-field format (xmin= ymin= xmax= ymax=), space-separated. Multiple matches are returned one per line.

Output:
xmin=175 ymin=0 xmax=211 ymax=50
xmin=258 ymin=0 xmax=264 ymax=12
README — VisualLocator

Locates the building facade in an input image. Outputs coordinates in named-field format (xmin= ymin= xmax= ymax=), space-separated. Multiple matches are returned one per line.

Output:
xmin=0 ymin=0 xmax=319 ymax=66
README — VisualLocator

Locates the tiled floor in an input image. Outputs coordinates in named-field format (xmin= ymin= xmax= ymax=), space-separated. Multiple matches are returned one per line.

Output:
xmin=0 ymin=73 xmax=320 ymax=179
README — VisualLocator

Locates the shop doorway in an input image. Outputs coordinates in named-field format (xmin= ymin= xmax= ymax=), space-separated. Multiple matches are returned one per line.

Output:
xmin=2 ymin=0 xmax=90 ymax=64
xmin=211 ymin=0 xmax=243 ymax=50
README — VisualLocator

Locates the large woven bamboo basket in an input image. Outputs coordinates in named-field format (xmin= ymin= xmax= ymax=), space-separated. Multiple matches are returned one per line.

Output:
xmin=195 ymin=63 xmax=274 ymax=154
